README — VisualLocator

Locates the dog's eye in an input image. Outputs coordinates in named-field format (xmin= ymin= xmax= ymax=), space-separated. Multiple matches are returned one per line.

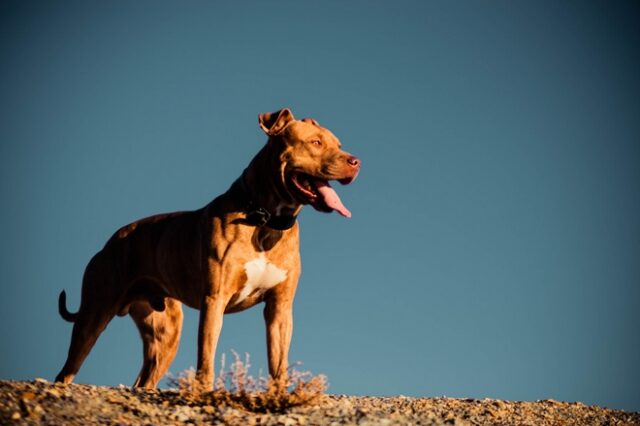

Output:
xmin=310 ymin=139 xmax=322 ymax=146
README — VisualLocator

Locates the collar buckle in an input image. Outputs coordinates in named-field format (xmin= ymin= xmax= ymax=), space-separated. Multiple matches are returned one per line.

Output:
xmin=246 ymin=207 xmax=271 ymax=227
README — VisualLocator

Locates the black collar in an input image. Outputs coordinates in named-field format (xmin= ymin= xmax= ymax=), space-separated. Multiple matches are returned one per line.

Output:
xmin=236 ymin=170 xmax=298 ymax=231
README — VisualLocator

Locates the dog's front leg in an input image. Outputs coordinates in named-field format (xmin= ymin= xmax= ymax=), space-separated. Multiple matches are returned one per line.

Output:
xmin=264 ymin=295 xmax=294 ymax=386
xmin=196 ymin=293 xmax=225 ymax=390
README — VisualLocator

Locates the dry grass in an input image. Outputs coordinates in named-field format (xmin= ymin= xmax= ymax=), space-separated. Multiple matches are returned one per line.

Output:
xmin=167 ymin=351 xmax=327 ymax=413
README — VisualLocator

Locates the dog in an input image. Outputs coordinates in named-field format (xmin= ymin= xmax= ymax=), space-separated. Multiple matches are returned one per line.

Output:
xmin=55 ymin=108 xmax=360 ymax=389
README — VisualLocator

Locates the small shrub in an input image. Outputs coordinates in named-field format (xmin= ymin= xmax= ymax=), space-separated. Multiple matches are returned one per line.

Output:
xmin=167 ymin=351 xmax=327 ymax=412
xmin=167 ymin=367 xmax=199 ymax=394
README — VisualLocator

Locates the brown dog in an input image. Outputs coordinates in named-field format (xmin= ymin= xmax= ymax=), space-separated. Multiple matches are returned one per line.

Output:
xmin=55 ymin=108 xmax=360 ymax=389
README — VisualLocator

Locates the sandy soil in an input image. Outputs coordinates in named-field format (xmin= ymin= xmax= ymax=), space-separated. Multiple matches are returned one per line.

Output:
xmin=1 ymin=379 xmax=638 ymax=425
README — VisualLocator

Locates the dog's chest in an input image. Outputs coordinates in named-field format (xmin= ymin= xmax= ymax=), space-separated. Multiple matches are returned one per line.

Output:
xmin=235 ymin=255 xmax=287 ymax=304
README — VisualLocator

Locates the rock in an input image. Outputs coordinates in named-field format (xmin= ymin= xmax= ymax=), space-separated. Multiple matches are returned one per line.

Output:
xmin=21 ymin=391 xmax=36 ymax=401
xmin=176 ymin=412 xmax=190 ymax=422
xmin=46 ymin=388 xmax=61 ymax=398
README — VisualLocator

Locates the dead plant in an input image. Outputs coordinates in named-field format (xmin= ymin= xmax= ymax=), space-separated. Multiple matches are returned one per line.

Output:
xmin=167 ymin=351 xmax=327 ymax=412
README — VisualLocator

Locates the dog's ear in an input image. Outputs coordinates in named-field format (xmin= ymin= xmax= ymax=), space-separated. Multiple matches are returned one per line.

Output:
xmin=302 ymin=117 xmax=321 ymax=127
xmin=259 ymin=108 xmax=295 ymax=136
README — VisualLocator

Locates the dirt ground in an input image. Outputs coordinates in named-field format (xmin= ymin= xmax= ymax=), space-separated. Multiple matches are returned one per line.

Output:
xmin=1 ymin=379 xmax=638 ymax=425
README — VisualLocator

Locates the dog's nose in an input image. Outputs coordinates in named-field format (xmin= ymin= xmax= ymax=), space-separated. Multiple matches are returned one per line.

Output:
xmin=347 ymin=156 xmax=360 ymax=168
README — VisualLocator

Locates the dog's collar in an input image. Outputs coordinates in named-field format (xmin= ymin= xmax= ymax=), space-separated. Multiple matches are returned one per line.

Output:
xmin=236 ymin=171 xmax=297 ymax=231
xmin=245 ymin=207 xmax=297 ymax=230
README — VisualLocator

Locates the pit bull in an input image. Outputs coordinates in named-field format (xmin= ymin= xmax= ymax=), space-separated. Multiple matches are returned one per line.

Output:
xmin=55 ymin=108 xmax=360 ymax=389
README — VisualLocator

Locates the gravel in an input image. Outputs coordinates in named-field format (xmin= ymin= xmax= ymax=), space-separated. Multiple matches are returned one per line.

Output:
xmin=1 ymin=379 xmax=638 ymax=425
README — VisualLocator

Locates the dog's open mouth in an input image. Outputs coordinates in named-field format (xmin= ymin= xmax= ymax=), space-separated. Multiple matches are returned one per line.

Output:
xmin=289 ymin=172 xmax=352 ymax=218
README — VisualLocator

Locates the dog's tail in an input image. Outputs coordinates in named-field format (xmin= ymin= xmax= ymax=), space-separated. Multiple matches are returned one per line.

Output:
xmin=58 ymin=290 xmax=79 ymax=322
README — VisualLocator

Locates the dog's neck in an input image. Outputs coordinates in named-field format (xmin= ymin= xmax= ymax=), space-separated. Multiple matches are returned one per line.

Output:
xmin=235 ymin=144 xmax=301 ymax=230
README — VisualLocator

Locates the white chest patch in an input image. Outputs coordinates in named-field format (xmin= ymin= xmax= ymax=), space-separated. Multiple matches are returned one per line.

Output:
xmin=236 ymin=256 xmax=287 ymax=303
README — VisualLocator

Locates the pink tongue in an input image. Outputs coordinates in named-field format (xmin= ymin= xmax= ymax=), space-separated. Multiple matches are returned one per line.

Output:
xmin=315 ymin=180 xmax=352 ymax=218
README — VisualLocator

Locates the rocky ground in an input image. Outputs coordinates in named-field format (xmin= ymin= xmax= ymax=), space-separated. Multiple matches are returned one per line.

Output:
xmin=1 ymin=379 xmax=638 ymax=425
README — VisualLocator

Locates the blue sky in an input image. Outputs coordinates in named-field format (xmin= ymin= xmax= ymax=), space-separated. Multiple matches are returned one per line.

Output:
xmin=1 ymin=0 xmax=639 ymax=412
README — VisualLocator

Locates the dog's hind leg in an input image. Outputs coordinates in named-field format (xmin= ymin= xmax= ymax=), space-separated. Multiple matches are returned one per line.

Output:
xmin=56 ymin=251 xmax=121 ymax=384
xmin=55 ymin=307 xmax=114 ymax=384
xmin=130 ymin=297 xmax=183 ymax=388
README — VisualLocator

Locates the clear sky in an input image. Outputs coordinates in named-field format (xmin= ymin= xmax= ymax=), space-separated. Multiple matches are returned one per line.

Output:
xmin=1 ymin=0 xmax=639 ymax=412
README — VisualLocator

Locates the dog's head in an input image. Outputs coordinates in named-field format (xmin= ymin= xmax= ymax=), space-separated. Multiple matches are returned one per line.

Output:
xmin=259 ymin=108 xmax=360 ymax=217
